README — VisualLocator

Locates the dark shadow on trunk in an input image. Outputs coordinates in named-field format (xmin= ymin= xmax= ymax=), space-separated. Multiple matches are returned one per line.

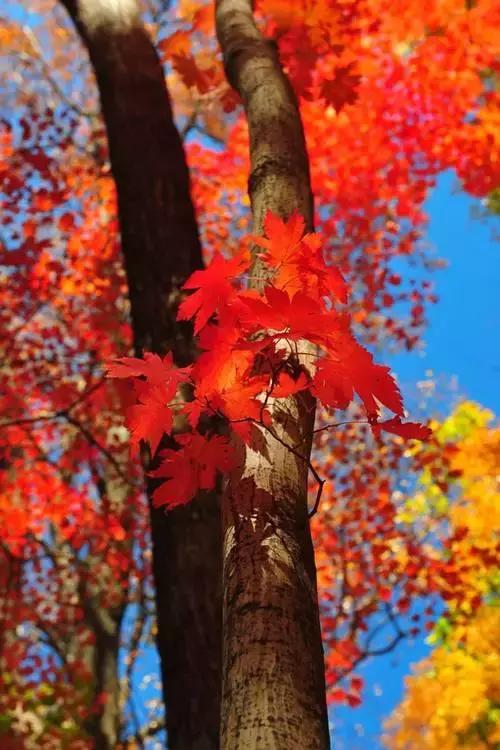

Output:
xmin=58 ymin=4 xmax=222 ymax=748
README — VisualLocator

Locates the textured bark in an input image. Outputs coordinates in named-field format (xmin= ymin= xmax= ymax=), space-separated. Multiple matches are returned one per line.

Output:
xmin=93 ymin=632 xmax=120 ymax=749
xmin=80 ymin=606 xmax=123 ymax=750
xmin=58 ymin=3 xmax=221 ymax=749
xmin=216 ymin=2 xmax=330 ymax=749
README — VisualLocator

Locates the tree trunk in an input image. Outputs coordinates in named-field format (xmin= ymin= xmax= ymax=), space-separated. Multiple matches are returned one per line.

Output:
xmin=58 ymin=3 xmax=221 ymax=748
xmin=80 ymin=607 xmax=123 ymax=750
xmin=215 ymin=2 xmax=330 ymax=749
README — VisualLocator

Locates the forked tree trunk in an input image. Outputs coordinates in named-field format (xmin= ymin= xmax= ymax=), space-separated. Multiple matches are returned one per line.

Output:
xmin=215 ymin=2 xmax=330 ymax=749
xmin=59 ymin=2 xmax=221 ymax=748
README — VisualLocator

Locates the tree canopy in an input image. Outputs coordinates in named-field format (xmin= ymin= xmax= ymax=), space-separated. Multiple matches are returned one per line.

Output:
xmin=0 ymin=0 xmax=498 ymax=748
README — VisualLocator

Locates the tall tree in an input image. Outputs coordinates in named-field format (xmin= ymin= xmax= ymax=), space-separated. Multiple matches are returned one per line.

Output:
xmin=56 ymin=1 xmax=222 ymax=748
xmin=214 ymin=2 xmax=328 ymax=747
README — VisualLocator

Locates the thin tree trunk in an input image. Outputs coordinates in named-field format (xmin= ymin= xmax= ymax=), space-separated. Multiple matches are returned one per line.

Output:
xmin=215 ymin=2 xmax=330 ymax=749
xmin=58 ymin=3 xmax=221 ymax=748
xmin=80 ymin=605 xmax=123 ymax=750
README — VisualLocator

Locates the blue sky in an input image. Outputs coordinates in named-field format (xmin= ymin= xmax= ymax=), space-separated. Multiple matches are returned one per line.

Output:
xmin=392 ymin=172 xmax=500 ymax=415
xmin=332 ymin=170 xmax=499 ymax=749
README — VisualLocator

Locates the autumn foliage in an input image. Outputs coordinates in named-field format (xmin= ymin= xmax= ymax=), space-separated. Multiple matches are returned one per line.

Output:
xmin=385 ymin=403 xmax=500 ymax=749
xmin=0 ymin=0 xmax=499 ymax=746
xmin=108 ymin=211 xmax=430 ymax=509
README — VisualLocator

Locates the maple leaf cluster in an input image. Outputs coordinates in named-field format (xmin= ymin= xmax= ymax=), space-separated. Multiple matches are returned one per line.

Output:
xmin=108 ymin=211 xmax=430 ymax=509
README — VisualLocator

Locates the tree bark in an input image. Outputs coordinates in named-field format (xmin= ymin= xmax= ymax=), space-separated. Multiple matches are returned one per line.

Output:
xmin=215 ymin=2 xmax=330 ymax=749
xmin=80 ymin=605 xmax=123 ymax=750
xmin=58 ymin=3 xmax=221 ymax=748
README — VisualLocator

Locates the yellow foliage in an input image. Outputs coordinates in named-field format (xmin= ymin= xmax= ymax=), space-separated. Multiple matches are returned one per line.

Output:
xmin=386 ymin=402 xmax=500 ymax=748
xmin=384 ymin=606 xmax=500 ymax=750
xmin=445 ymin=410 xmax=500 ymax=612
xmin=434 ymin=401 xmax=493 ymax=444
xmin=399 ymin=401 xmax=499 ymax=610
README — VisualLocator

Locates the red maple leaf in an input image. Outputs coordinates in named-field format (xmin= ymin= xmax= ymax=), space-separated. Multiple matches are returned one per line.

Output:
xmin=126 ymin=385 xmax=174 ymax=456
xmin=191 ymin=323 xmax=270 ymax=436
xmin=312 ymin=341 xmax=404 ymax=419
xmin=250 ymin=210 xmax=306 ymax=267
xmin=193 ymin=318 xmax=255 ymax=396
xmin=107 ymin=352 xmax=192 ymax=454
xmin=272 ymin=371 xmax=310 ymax=398
xmin=311 ymin=358 xmax=354 ymax=410
xmin=278 ymin=27 xmax=319 ymax=99
xmin=372 ymin=417 xmax=432 ymax=441
xmin=354 ymin=360 xmax=403 ymax=418
xmin=151 ymin=434 xmax=236 ymax=508
xmin=300 ymin=234 xmax=348 ymax=303
xmin=320 ymin=63 xmax=361 ymax=113
xmin=250 ymin=212 xmax=348 ymax=303
xmin=106 ymin=351 xmax=189 ymax=395
xmin=239 ymin=286 xmax=329 ymax=340
xmin=177 ymin=250 xmax=250 ymax=333
xmin=209 ymin=376 xmax=271 ymax=437
xmin=171 ymin=54 xmax=212 ymax=94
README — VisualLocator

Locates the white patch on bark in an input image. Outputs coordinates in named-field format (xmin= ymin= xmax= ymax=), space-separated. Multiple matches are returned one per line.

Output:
xmin=77 ymin=0 xmax=140 ymax=34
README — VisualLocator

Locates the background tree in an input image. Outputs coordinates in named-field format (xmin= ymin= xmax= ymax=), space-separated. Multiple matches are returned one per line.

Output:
xmin=384 ymin=402 xmax=500 ymax=750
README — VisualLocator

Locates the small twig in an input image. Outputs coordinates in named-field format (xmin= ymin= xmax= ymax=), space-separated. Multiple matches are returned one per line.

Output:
xmin=308 ymin=477 xmax=326 ymax=518
xmin=310 ymin=418 xmax=369 ymax=440
xmin=0 ymin=377 xmax=106 ymax=429
xmin=180 ymin=105 xmax=199 ymax=140
xmin=0 ymin=377 xmax=139 ymax=487
xmin=258 ymin=420 xmax=326 ymax=518
xmin=65 ymin=413 xmax=138 ymax=488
